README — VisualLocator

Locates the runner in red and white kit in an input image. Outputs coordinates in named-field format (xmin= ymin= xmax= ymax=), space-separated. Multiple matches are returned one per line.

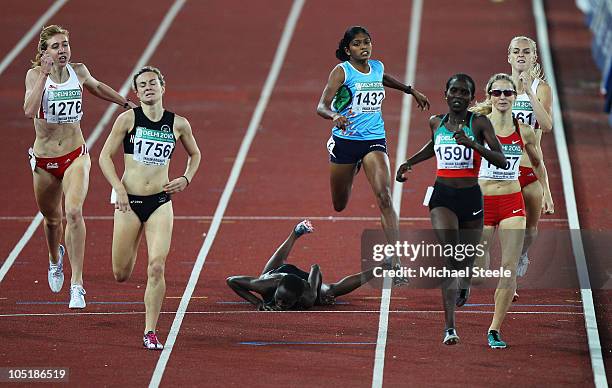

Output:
xmin=23 ymin=25 xmax=135 ymax=308
xmin=508 ymin=36 xmax=554 ymax=299
xmin=471 ymin=73 xmax=553 ymax=348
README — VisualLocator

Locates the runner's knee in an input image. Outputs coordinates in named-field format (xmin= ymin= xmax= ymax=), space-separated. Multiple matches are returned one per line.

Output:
xmin=375 ymin=190 xmax=393 ymax=210
xmin=43 ymin=214 xmax=62 ymax=228
xmin=64 ymin=205 xmax=83 ymax=224
xmin=147 ymin=261 xmax=165 ymax=280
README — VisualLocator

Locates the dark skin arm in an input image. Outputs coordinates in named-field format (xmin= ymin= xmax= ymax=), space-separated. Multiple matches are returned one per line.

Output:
xmin=382 ymin=74 xmax=430 ymax=110
xmin=396 ymin=116 xmax=439 ymax=182
xmin=316 ymin=66 xmax=352 ymax=131
xmin=226 ymin=276 xmax=278 ymax=311
xmin=457 ymin=115 xmax=507 ymax=168
xmin=299 ymin=264 xmax=321 ymax=308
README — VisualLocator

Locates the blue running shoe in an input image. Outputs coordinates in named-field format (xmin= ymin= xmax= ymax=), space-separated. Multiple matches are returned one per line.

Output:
xmin=48 ymin=244 xmax=65 ymax=293
xmin=443 ymin=328 xmax=460 ymax=345
xmin=294 ymin=220 xmax=314 ymax=237
xmin=487 ymin=330 xmax=507 ymax=349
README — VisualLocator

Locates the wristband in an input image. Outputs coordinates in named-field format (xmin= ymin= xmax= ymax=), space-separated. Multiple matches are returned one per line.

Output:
xmin=122 ymin=99 xmax=131 ymax=109
xmin=181 ymin=175 xmax=190 ymax=186
xmin=406 ymin=85 xmax=412 ymax=94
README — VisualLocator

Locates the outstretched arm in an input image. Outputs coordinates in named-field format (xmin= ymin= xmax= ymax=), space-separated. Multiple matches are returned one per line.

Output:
xmin=383 ymin=73 xmax=430 ymax=110
xmin=396 ymin=116 xmax=439 ymax=182
xmin=74 ymin=63 xmax=136 ymax=109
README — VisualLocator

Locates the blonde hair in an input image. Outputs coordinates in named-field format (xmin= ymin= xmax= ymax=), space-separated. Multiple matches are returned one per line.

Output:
xmin=31 ymin=25 xmax=69 ymax=68
xmin=470 ymin=73 xmax=517 ymax=115
xmin=508 ymin=36 xmax=546 ymax=81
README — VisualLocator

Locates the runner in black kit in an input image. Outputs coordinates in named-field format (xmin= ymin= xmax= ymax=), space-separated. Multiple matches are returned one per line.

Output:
xmin=227 ymin=220 xmax=386 ymax=310
xmin=99 ymin=66 xmax=201 ymax=350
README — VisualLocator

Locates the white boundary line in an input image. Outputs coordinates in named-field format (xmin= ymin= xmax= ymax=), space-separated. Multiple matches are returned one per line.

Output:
xmin=532 ymin=0 xmax=608 ymax=387
xmin=0 ymin=0 xmax=68 ymax=77
xmin=372 ymin=1 xmax=423 ymax=387
xmin=0 ymin=309 xmax=585 ymax=319
xmin=147 ymin=1 xmax=305 ymax=386
xmin=0 ymin=0 xmax=186 ymax=284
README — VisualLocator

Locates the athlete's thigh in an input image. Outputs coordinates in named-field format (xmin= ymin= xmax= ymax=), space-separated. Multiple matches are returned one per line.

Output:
xmin=33 ymin=169 xmax=63 ymax=216
xmin=362 ymin=151 xmax=391 ymax=193
xmin=62 ymin=154 xmax=91 ymax=208
xmin=430 ymin=207 xmax=459 ymax=243
xmin=330 ymin=163 xmax=357 ymax=195
xmin=144 ymin=201 xmax=174 ymax=262
xmin=498 ymin=216 xmax=526 ymax=266
xmin=112 ymin=209 xmax=144 ymax=271
xmin=521 ymin=181 xmax=543 ymax=228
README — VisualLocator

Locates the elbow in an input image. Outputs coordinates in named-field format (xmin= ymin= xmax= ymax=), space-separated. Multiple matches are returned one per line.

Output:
xmin=316 ymin=104 xmax=327 ymax=118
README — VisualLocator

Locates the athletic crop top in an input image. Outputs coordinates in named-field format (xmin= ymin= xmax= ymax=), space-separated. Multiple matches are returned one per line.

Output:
xmin=479 ymin=118 xmax=523 ymax=181
xmin=123 ymin=107 xmax=176 ymax=166
xmin=434 ymin=111 xmax=482 ymax=178
xmin=38 ymin=63 xmax=83 ymax=124
xmin=512 ymin=78 xmax=540 ymax=129
xmin=331 ymin=60 xmax=385 ymax=140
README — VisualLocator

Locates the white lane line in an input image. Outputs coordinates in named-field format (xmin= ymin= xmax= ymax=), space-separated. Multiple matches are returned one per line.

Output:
xmin=0 ymin=309 xmax=585 ymax=318
xmin=0 ymin=0 xmax=68 ymax=77
xmin=532 ymin=1 xmax=607 ymax=387
xmin=372 ymin=1 xmax=423 ymax=387
xmin=147 ymin=1 xmax=305 ymax=386
xmin=0 ymin=0 xmax=186 ymax=284
xmin=0 ymin=215 xmax=569 ymax=222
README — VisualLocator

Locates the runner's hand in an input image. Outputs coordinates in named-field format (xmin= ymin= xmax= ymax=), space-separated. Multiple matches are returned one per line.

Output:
xmin=40 ymin=51 xmax=53 ymax=75
xmin=114 ymin=187 xmax=130 ymax=212
xmin=163 ymin=177 xmax=188 ymax=194
xmin=453 ymin=131 xmax=475 ymax=148
xmin=542 ymin=192 xmax=554 ymax=214
xmin=410 ymin=87 xmax=430 ymax=111
xmin=395 ymin=161 xmax=412 ymax=182
xmin=519 ymin=73 xmax=532 ymax=96
xmin=332 ymin=109 xmax=355 ymax=133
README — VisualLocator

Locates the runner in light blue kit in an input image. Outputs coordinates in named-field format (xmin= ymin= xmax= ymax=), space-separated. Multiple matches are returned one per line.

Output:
xmin=316 ymin=26 xmax=430 ymax=280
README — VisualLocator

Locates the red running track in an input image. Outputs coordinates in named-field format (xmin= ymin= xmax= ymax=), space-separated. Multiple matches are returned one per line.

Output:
xmin=0 ymin=0 xmax=609 ymax=387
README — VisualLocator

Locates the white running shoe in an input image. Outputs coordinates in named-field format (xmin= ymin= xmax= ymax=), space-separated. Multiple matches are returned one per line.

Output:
xmin=443 ymin=328 xmax=460 ymax=345
xmin=48 ymin=245 xmax=65 ymax=293
xmin=516 ymin=253 xmax=530 ymax=277
xmin=69 ymin=284 xmax=86 ymax=309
